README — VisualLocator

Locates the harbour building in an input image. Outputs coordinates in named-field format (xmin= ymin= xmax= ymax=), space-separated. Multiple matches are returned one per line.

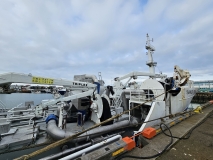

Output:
xmin=193 ymin=80 xmax=213 ymax=92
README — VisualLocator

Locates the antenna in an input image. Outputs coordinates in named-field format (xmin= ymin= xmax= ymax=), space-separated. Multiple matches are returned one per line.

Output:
xmin=146 ymin=34 xmax=154 ymax=42
xmin=145 ymin=34 xmax=157 ymax=75
xmin=98 ymin=72 xmax=102 ymax=80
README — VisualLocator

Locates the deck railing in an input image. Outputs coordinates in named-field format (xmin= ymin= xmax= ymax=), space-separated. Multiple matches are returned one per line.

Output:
xmin=129 ymin=89 xmax=165 ymax=102
xmin=0 ymin=100 xmax=7 ymax=112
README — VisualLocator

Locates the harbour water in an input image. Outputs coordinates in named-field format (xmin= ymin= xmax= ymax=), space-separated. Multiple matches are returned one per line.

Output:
xmin=0 ymin=93 xmax=53 ymax=109
xmin=188 ymin=102 xmax=201 ymax=109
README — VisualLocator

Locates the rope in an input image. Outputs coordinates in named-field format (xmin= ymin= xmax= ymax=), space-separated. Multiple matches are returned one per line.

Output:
xmin=14 ymin=89 xmax=206 ymax=160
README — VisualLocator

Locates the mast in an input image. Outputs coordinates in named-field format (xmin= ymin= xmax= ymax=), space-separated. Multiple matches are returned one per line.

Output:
xmin=145 ymin=34 xmax=157 ymax=75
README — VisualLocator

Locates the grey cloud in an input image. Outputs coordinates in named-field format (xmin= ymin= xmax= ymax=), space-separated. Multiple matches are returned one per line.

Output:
xmin=0 ymin=0 xmax=213 ymax=85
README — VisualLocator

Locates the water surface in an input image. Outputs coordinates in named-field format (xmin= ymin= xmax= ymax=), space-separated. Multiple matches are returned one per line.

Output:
xmin=0 ymin=93 xmax=53 ymax=109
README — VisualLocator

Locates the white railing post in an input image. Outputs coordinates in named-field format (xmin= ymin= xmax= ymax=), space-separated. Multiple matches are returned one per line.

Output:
xmin=0 ymin=99 xmax=7 ymax=112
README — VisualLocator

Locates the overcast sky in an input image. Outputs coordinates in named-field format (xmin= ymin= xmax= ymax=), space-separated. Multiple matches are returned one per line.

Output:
xmin=0 ymin=0 xmax=213 ymax=85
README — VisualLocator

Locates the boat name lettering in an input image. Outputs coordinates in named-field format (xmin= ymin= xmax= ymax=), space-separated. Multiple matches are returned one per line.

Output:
xmin=72 ymin=82 xmax=87 ymax=86
xmin=186 ymin=90 xmax=197 ymax=95
xmin=32 ymin=77 xmax=54 ymax=84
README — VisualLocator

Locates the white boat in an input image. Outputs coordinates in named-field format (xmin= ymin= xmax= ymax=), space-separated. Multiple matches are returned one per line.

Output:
xmin=57 ymin=87 xmax=66 ymax=95
xmin=0 ymin=34 xmax=197 ymax=160
xmin=109 ymin=34 xmax=197 ymax=132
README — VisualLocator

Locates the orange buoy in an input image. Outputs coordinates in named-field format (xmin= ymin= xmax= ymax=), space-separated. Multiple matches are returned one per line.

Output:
xmin=142 ymin=127 xmax=156 ymax=139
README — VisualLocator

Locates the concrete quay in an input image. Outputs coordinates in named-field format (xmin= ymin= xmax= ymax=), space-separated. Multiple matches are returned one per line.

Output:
xmin=120 ymin=103 xmax=213 ymax=160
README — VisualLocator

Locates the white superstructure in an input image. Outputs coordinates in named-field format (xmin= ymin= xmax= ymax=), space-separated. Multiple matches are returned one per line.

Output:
xmin=110 ymin=34 xmax=197 ymax=132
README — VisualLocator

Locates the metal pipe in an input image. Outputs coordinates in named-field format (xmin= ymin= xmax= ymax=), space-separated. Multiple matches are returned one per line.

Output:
xmin=114 ymin=114 xmax=130 ymax=122
xmin=39 ymin=134 xmax=119 ymax=160
xmin=59 ymin=135 xmax=122 ymax=160
xmin=39 ymin=143 xmax=91 ymax=160
xmin=46 ymin=120 xmax=73 ymax=140
xmin=46 ymin=119 xmax=138 ymax=141
xmin=116 ymin=71 xmax=167 ymax=81
xmin=7 ymin=115 xmax=36 ymax=120
xmin=7 ymin=109 xmax=33 ymax=113
xmin=41 ymin=89 xmax=94 ymax=108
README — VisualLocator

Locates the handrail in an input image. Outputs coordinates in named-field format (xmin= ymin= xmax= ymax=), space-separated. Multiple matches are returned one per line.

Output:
xmin=0 ymin=99 xmax=7 ymax=112
xmin=7 ymin=103 xmax=23 ymax=117
xmin=7 ymin=103 xmax=23 ymax=111
xmin=130 ymin=89 xmax=163 ymax=102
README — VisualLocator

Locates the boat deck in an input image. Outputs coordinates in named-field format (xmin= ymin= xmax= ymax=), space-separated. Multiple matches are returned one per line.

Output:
xmin=0 ymin=125 xmax=39 ymax=151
